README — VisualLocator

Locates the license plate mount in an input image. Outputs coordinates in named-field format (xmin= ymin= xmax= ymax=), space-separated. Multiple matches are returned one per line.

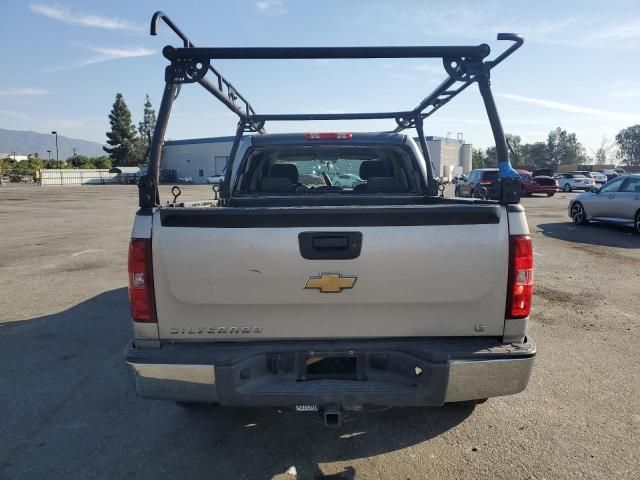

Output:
xmin=305 ymin=354 xmax=359 ymax=380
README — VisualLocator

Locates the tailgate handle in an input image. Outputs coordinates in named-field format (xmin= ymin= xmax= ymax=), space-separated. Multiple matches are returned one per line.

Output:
xmin=299 ymin=232 xmax=362 ymax=260
xmin=312 ymin=236 xmax=349 ymax=250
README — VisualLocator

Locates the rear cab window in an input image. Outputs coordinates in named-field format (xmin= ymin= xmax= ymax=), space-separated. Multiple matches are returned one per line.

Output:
xmin=233 ymin=144 xmax=422 ymax=196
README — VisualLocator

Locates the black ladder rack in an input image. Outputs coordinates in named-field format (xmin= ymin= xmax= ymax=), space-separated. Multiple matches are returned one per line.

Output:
xmin=141 ymin=11 xmax=524 ymax=208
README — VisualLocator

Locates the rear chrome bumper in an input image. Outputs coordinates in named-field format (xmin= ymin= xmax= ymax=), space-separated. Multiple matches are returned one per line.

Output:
xmin=126 ymin=337 xmax=535 ymax=406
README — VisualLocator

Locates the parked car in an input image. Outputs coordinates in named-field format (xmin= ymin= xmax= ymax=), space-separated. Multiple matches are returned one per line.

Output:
xmin=205 ymin=174 xmax=225 ymax=184
xmin=454 ymin=168 xmax=500 ymax=199
xmin=594 ymin=169 xmax=618 ymax=182
xmin=590 ymin=171 xmax=608 ymax=184
xmin=532 ymin=168 xmax=554 ymax=177
xmin=555 ymin=173 xmax=596 ymax=192
xmin=517 ymin=170 xmax=559 ymax=196
xmin=569 ymin=174 xmax=640 ymax=234
xmin=160 ymin=169 xmax=178 ymax=184
xmin=330 ymin=172 xmax=363 ymax=188
xmin=614 ymin=168 xmax=627 ymax=175
xmin=177 ymin=176 xmax=193 ymax=184
xmin=124 ymin=175 xmax=141 ymax=185
xmin=570 ymin=170 xmax=607 ymax=185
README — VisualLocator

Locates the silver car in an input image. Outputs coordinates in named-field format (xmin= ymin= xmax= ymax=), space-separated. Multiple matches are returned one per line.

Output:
xmin=569 ymin=174 xmax=640 ymax=233
xmin=570 ymin=170 xmax=607 ymax=185
xmin=556 ymin=173 xmax=596 ymax=192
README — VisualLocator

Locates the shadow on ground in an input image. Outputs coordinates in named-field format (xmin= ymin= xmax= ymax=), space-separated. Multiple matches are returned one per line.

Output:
xmin=0 ymin=288 xmax=473 ymax=480
xmin=537 ymin=221 xmax=639 ymax=248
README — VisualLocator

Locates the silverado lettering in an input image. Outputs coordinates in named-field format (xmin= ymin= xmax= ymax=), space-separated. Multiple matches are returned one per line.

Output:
xmin=169 ymin=327 xmax=263 ymax=335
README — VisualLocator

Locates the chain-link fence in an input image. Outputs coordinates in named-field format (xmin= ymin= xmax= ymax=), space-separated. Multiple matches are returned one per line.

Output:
xmin=0 ymin=169 xmax=38 ymax=185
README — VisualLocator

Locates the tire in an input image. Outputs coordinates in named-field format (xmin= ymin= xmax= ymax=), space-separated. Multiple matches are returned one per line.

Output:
xmin=571 ymin=202 xmax=589 ymax=225
xmin=635 ymin=210 xmax=640 ymax=235
xmin=175 ymin=401 xmax=218 ymax=409
xmin=563 ymin=183 xmax=572 ymax=192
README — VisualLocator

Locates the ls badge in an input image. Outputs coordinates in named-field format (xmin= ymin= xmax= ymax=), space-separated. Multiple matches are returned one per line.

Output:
xmin=304 ymin=273 xmax=357 ymax=293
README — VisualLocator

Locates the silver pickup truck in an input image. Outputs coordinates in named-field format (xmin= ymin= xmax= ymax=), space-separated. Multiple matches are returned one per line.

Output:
xmin=125 ymin=12 xmax=535 ymax=426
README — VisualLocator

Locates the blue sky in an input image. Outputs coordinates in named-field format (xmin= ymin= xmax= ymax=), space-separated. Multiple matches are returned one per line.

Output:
xmin=1 ymin=0 xmax=639 ymax=155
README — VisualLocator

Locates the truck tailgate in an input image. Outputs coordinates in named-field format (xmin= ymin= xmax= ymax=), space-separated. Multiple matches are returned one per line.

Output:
xmin=151 ymin=204 xmax=509 ymax=340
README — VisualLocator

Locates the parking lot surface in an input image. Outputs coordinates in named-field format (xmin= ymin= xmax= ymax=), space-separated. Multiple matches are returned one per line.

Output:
xmin=1 ymin=185 xmax=639 ymax=479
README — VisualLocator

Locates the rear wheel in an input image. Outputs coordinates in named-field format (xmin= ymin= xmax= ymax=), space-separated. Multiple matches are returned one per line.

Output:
xmin=563 ymin=183 xmax=572 ymax=192
xmin=635 ymin=210 xmax=640 ymax=234
xmin=571 ymin=202 xmax=589 ymax=225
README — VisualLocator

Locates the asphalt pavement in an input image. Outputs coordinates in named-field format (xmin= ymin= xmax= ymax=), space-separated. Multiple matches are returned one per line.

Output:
xmin=0 ymin=184 xmax=638 ymax=479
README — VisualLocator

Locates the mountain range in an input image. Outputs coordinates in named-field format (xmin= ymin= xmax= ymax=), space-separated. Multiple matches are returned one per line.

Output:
xmin=0 ymin=128 xmax=106 ymax=159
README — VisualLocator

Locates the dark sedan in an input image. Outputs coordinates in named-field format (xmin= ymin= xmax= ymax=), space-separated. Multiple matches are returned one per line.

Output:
xmin=454 ymin=168 xmax=501 ymax=199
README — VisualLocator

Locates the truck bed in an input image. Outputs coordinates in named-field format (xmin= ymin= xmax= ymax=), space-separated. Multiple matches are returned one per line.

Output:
xmin=150 ymin=202 xmax=510 ymax=341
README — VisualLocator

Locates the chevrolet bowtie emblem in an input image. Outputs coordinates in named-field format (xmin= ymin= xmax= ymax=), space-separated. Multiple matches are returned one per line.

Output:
xmin=304 ymin=273 xmax=357 ymax=293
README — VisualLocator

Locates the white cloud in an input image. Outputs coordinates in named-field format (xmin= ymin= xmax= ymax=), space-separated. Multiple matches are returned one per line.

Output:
xmin=255 ymin=0 xmax=286 ymax=16
xmin=0 ymin=88 xmax=50 ymax=96
xmin=498 ymin=93 xmax=639 ymax=123
xmin=30 ymin=3 xmax=143 ymax=31
xmin=80 ymin=46 xmax=156 ymax=65
xmin=46 ymin=45 xmax=155 ymax=71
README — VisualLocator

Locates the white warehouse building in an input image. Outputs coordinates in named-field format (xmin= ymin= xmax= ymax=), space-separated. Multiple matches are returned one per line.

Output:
xmin=161 ymin=136 xmax=235 ymax=183
xmin=423 ymin=136 xmax=472 ymax=180
xmin=161 ymin=134 xmax=472 ymax=184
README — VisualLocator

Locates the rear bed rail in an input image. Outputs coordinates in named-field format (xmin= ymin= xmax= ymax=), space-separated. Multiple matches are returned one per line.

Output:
xmin=158 ymin=204 xmax=502 ymax=228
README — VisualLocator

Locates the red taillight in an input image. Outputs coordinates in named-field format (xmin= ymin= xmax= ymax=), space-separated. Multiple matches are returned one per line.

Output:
xmin=304 ymin=132 xmax=353 ymax=140
xmin=506 ymin=235 xmax=533 ymax=319
xmin=128 ymin=238 xmax=156 ymax=323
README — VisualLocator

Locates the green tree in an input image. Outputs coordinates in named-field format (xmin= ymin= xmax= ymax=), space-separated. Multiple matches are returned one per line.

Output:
xmin=505 ymin=134 xmax=522 ymax=165
xmin=93 ymin=156 xmax=112 ymax=169
xmin=472 ymin=148 xmax=485 ymax=169
xmin=0 ymin=156 xmax=15 ymax=170
xmin=135 ymin=95 xmax=157 ymax=165
xmin=20 ymin=155 xmax=45 ymax=173
xmin=65 ymin=155 xmax=114 ymax=169
xmin=594 ymin=147 xmax=606 ymax=165
xmin=544 ymin=127 xmax=586 ymax=168
xmin=67 ymin=155 xmax=97 ymax=169
xmin=484 ymin=146 xmax=498 ymax=166
xmin=104 ymin=93 xmax=139 ymax=166
xmin=138 ymin=95 xmax=156 ymax=144
xmin=520 ymin=142 xmax=546 ymax=167
xmin=592 ymin=138 xmax=615 ymax=165
xmin=615 ymin=125 xmax=640 ymax=166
